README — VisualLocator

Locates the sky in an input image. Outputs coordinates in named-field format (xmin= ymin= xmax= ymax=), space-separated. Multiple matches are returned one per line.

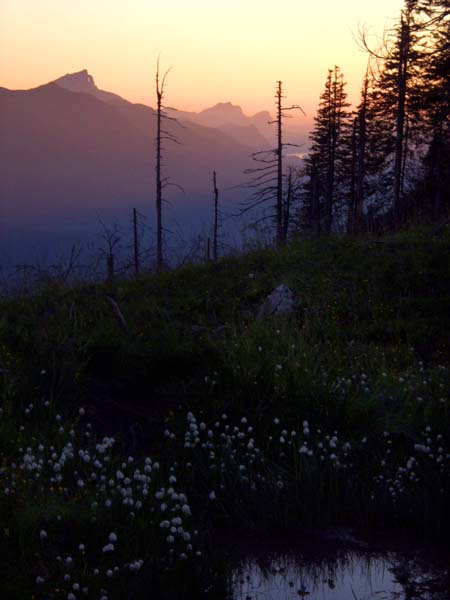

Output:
xmin=0 ymin=0 xmax=404 ymax=119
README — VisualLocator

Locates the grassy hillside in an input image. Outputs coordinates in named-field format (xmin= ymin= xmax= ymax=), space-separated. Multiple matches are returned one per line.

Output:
xmin=1 ymin=229 xmax=449 ymax=598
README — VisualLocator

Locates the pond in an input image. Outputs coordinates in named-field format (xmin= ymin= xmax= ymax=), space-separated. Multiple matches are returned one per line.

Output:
xmin=225 ymin=530 xmax=450 ymax=600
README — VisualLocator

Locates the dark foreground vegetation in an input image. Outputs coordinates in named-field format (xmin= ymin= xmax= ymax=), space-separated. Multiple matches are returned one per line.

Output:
xmin=1 ymin=229 xmax=450 ymax=599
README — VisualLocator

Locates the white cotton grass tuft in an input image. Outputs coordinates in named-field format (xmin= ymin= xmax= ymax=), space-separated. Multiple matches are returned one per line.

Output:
xmin=4 ymin=368 xmax=448 ymax=595
xmin=129 ymin=559 xmax=144 ymax=571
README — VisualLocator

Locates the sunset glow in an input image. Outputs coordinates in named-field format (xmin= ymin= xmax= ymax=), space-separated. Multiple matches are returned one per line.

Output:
xmin=1 ymin=0 xmax=404 ymax=118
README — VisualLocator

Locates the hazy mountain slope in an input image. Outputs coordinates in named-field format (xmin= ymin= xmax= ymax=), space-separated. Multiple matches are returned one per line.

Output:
xmin=0 ymin=84 xmax=152 ymax=228
xmin=53 ymin=71 xmax=272 ymax=149
xmin=0 ymin=83 xmax=255 ymax=266
xmin=168 ymin=102 xmax=273 ymax=148
xmin=54 ymin=69 xmax=130 ymax=106
xmin=216 ymin=123 xmax=269 ymax=150
xmin=52 ymin=69 xmax=308 ymax=150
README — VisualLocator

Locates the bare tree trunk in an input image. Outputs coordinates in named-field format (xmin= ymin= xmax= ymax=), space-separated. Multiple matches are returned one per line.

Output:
xmin=107 ymin=254 xmax=114 ymax=283
xmin=393 ymin=14 xmax=410 ymax=228
xmin=283 ymin=167 xmax=293 ymax=241
xmin=213 ymin=171 xmax=219 ymax=261
xmin=242 ymin=81 xmax=304 ymax=245
xmin=154 ymin=60 xmax=178 ymax=270
xmin=133 ymin=208 xmax=140 ymax=277
xmin=156 ymin=68 xmax=163 ymax=272
xmin=276 ymin=81 xmax=284 ymax=247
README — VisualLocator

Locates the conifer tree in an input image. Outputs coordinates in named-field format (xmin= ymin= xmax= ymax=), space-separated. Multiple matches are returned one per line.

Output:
xmin=353 ymin=73 xmax=370 ymax=232
xmin=416 ymin=0 xmax=450 ymax=217
xmin=360 ymin=2 xmax=424 ymax=227
xmin=345 ymin=69 xmax=388 ymax=233
xmin=304 ymin=66 xmax=351 ymax=234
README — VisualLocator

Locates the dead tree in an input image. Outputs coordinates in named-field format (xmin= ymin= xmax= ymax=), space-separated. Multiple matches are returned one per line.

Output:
xmin=275 ymin=82 xmax=284 ymax=245
xmin=213 ymin=171 xmax=219 ymax=261
xmin=240 ymin=81 xmax=305 ymax=247
xmin=154 ymin=57 xmax=182 ymax=272
xmin=132 ymin=208 xmax=140 ymax=277
xmin=283 ymin=167 xmax=294 ymax=241
xmin=155 ymin=61 xmax=165 ymax=272
xmin=15 ymin=245 xmax=83 ymax=289
xmin=98 ymin=218 xmax=121 ymax=283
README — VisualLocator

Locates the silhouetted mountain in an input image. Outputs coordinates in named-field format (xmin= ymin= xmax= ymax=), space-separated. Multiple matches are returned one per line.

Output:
xmin=52 ymin=70 xmax=310 ymax=150
xmin=168 ymin=102 xmax=310 ymax=151
xmin=52 ymin=71 xmax=271 ymax=149
xmin=168 ymin=102 xmax=273 ymax=148
xmin=54 ymin=69 xmax=129 ymax=106
xmin=198 ymin=102 xmax=250 ymax=126
xmin=51 ymin=70 xmax=308 ymax=150
xmin=252 ymin=110 xmax=272 ymax=127
xmin=0 ymin=72 xmax=310 ymax=270
xmin=0 ymin=81 xmax=256 ymax=267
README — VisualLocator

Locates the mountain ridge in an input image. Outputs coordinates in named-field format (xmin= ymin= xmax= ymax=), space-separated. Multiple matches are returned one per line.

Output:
xmin=0 ymin=79 xmax=257 ymax=267
xmin=0 ymin=71 xmax=306 ymax=268
xmin=51 ymin=70 xmax=274 ymax=148
xmin=53 ymin=69 xmax=130 ymax=106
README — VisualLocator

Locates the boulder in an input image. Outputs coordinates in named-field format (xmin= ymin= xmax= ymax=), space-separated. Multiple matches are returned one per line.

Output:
xmin=257 ymin=284 xmax=296 ymax=320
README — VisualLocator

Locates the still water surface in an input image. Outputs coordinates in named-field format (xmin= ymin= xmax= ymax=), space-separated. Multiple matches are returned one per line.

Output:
xmin=229 ymin=531 xmax=450 ymax=600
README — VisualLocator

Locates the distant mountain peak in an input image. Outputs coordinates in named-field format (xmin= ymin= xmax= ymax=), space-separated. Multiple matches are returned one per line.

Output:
xmin=54 ymin=70 xmax=97 ymax=92
xmin=53 ymin=70 xmax=129 ymax=106
xmin=252 ymin=110 xmax=272 ymax=120
xmin=213 ymin=101 xmax=241 ymax=109
xmin=201 ymin=102 xmax=244 ymax=116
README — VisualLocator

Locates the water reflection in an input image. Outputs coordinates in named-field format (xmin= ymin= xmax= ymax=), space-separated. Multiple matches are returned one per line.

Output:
xmin=229 ymin=534 xmax=450 ymax=600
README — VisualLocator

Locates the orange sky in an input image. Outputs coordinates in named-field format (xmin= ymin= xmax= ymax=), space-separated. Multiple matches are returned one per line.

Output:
xmin=0 ymin=0 xmax=404 ymax=119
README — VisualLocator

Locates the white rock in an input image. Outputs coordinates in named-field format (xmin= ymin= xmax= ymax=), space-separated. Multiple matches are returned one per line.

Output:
xmin=257 ymin=284 xmax=295 ymax=320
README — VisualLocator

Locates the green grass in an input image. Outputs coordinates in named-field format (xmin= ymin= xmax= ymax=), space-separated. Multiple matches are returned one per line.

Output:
xmin=0 ymin=228 xmax=449 ymax=598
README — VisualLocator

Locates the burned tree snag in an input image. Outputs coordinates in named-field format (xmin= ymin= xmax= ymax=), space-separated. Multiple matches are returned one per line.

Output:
xmin=213 ymin=171 xmax=219 ymax=261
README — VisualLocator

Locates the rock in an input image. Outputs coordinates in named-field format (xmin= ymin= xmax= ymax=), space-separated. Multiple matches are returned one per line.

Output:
xmin=257 ymin=284 xmax=296 ymax=320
